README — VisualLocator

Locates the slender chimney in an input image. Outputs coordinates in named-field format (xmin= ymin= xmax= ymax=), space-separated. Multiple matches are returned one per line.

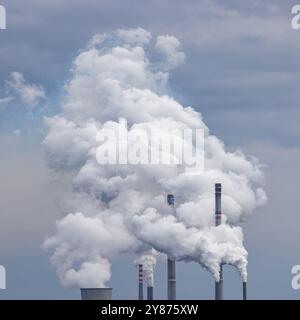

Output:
xmin=147 ymin=286 xmax=154 ymax=300
xmin=215 ymin=268 xmax=223 ymax=300
xmin=215 ymin=183 xmax=222 ymax=227
xmin=215 ymin=183 xmax=223 ymax=300
xmin=167 ymin=194 xmax=176 ymax=300
xmin=243 ymin=282 xmax=247 ymax=300
xmin=81 ymin=288 xmax=112 ymax=300
xmin=138 ymin=264 xmax=144 ymax=300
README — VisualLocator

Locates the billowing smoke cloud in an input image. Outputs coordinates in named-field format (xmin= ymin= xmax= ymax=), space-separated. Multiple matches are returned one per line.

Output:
xmin=132 ymin=209 xmax=247 ymax=281
xmin=156 ymin=35 xmax=186 ymax=69
xmin=43 ymin=28 xmax=266 ymax=288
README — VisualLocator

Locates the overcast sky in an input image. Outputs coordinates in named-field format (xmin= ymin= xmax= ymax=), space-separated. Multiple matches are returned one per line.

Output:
xmin=0 ymin=0 xmax=300 ymax=299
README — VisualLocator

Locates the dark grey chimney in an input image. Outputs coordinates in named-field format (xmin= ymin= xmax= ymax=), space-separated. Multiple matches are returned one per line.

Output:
xmin=167 ymin=194 xmax=176 ymax=300
xmin=138 ymin=264 xmax=144 ymax=300
xmin=215 ymin=183 xmax=223 ymax=300
xmin=243 ymin=282 xmax=247 ymax=300
xmin=147 ymin=286 xmax=154 ymax=300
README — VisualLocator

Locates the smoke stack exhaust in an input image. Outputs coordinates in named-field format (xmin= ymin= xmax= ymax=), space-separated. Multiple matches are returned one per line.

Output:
xmin=243 ymin=282 xmax=247 ymax=300
xmin=147 ymin=286 xmax=154 ymax=300
xmin=138 ymin=264 xmax=144 ymax=300
xmin=215 ymin=268 xmax=223 ymax=300
xmin=215 ymin=183 xmax=223 ymax=300
xmin=167 ymin=194 xmax=176 ymax=300
xmin=80 ymin=288 xmax=112 ymax=300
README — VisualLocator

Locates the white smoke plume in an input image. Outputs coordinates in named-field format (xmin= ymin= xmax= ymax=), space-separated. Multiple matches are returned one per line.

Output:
xmin=43 ymin=28 xmax=267 ymax=288
xmin=156 ymin=35 xmax=186 ymax=69
xmin=132 ymin=209 xmax=248 ymax=281
xmin=134 ymin=249 xmax=158 ymax=287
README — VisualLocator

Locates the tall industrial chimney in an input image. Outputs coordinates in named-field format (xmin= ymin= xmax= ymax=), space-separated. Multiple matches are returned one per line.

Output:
xmin=167 ymin=194 xmax=176 ymax=300
xmin=147 ymin=286 xmax=154 ymax=300
xmin=243 ymin=282 xmax=247 ymax=300
xmin=138 ymin=264 xmax=144 ymax=300
xmin=81 ymin=288 xmax=112 ymax=300
xmin=215 ymin=183 xmax=223 ymax=300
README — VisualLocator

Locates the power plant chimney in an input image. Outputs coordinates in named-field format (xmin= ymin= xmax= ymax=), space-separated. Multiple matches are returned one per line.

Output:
xmin=167 ymin=258 xmax=176 ymax=300
xmin=81 ymin=288 xmax=112 ymax=300
xmin=215 ymin=183 xmax=223 ymax=300
xmin=243 ymin=282 xmax=247 ymax=300
xmin=147 ymin=286 xmax=154 ymax=300
xmin=138 ymin=264 xmax=144 ymax=300
xmin=167 ymin=194 xmax=176 ymax=300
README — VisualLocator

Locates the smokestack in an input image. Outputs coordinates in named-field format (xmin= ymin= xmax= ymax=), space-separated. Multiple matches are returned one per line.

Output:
xmin=215 ymin=183 xmax=222 ymax=227
xmin=147 ymin=286 xmax=154 ymax=300
xmin=215 ymin=183 xmax=223 ymax=300
xmin=167 ymin=194 xmax=176 ymax=300
xmin=243 ymin=282 xmax=247 ymax=300
xmin=81 ymin=288 xmax=112 ymax=300
xmin=138 ymin=264 xmax=144 ymax=300
xmin=215 ymin=267 xmax=223 ymax=300
xmin=167 ymin=258 xmax=176 ymax=300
